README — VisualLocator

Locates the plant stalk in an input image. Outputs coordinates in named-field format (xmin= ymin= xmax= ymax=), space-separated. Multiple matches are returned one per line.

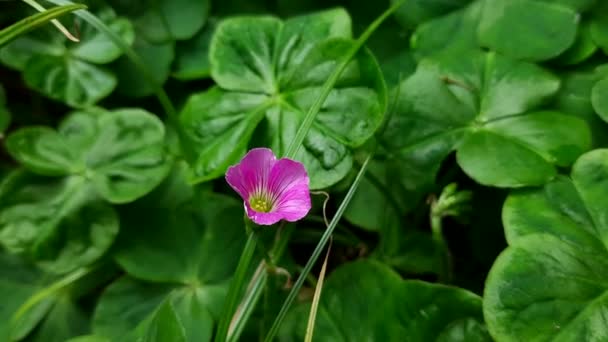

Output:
xmin=215 ymin=232 xmax=258 ymax=342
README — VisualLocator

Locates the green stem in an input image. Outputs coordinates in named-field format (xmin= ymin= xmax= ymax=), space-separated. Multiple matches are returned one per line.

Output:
xmin=430 ymin=210 xmax=451 ymax=283
xmin=228 ymin=225 xmax=294 ymax=342
xmin=263 ymin=153 xmax=374 ymax=342
xmin=215 ymin=232 xmax=258 ymax=342
xmin=284 ymin=0 xmax=407 ymax=159
xmin=260 ymin=272 xmax=271 ymax=342
xmin=253 ymin=231 xmax=276 ymax=269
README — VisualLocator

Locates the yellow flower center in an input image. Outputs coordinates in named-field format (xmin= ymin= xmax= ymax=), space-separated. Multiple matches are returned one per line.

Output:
xmin=249 ymin=195 xmax=273 ymax=213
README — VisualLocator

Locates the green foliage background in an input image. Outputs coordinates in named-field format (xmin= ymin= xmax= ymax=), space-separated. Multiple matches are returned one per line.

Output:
xmin=1 ymin=0 xmax=608 ymax=341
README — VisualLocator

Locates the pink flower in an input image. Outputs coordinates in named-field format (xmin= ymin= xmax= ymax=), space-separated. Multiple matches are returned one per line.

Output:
xmin=225 ymin=148 xmax=311 ymax=225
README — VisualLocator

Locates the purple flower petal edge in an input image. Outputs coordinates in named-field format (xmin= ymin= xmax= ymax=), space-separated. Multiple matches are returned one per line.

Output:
xmin=225 ymin=148 xmax=276 ymax=200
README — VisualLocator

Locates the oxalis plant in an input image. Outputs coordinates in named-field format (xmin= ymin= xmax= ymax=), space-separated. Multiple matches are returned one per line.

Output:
xmin=1 ymin=0 xmax=608 ymax=341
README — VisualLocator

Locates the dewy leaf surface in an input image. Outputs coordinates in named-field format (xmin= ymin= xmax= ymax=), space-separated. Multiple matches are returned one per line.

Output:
xmin=484 ymin=149 xmax=608 ymax=341
xmin=180 ymin=8 xmax=387 ymax=188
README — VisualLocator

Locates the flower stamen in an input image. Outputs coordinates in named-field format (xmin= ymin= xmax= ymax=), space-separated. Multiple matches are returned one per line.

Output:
xmin=249 ymin=193 xmax=274 ymax=213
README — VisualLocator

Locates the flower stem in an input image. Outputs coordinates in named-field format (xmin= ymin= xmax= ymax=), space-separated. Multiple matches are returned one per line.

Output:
xmin=430 ymin=205 xmax=452 ymax=283
xmin=228 ymin=225 xmax=294 ymax=342
xmin=215 ymin=232 xmax=258 ymax=342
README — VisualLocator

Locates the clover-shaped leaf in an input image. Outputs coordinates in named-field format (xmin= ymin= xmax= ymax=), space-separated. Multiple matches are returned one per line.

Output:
xmin=0 ymin=108 xmax=169 ymax=273
xmin=0 ymin=171 xmax=118 ymax=274
xmin=484 ymin=149 xmax=608 ymax=341
xmin=6 ymin=108 xmax=171 ymax=203
xmin=180 ymin=8 xmax=386 ymax=188
xmin=93 ymin=182 xmax=245 ymax=342
xmin=0 ymin=8 xmax=134 ymax=107
xmin=382 ymin=50 xmax=591 ymax=189
xmin=280 ymin=260 xmax=491 ymax=341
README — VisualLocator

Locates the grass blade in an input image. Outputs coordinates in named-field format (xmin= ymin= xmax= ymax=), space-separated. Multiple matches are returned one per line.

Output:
xmin=215 ymin=232 xmax=258 ymax=342
xmin=304 ymin=240 xmax=331 ymax=342
xmin=0 ymin=4 xmax=85 ymax=48
xmin=284 ymin=0 xmax=406 ymax=159
xmin=263 ymin=152 xmax=374 ymax=341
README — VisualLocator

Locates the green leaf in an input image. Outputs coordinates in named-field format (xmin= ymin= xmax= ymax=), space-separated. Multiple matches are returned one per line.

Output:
xmin=374 ymin=223 xmax=443 ymax=276
xmin=180 ymin=9 xmax=387 ymax=188
xmin=390 ymin=0 xmax=471 ymax=28
xmin=172 ymin=19 xmax=217 ymax=80
xmin=382 ymin=50 xmax=591 ymax=188
xmin=478 ymin=0 xmax=578 ymax=61
xmin=71 ymin=11 xmax=135 ymax=64
xmin=0 ymin=253 xmax=46 ymax=341
xmin=6 ymin=108 xmax=171 ymax=203
xmin=113 ymin=36 xmax=175 ymax=98
xmin=210 ymin=9 xmax=351 ymax=92
xmin=24 ymin=55 xmax=117 ymax=108
xmin=93 ymin=277 xmax=173 ymax=340
xmin=592 ymin=76 xmax=608 ymax=122
xmin=556 ymin=20 xmax=598 ymax=65
xmin=113 ymin=0 xmax=210 ymax=42
xmin=554 ymin=67 xmax=608 ymax=147
xmin=6 ymin=127 xmax=80 ymax=176
xmin=344 ymin=159 xmax=404 ymax=231
xmin=94 ymin=186 xmax=244 ymax=341
xmin=280 ymin=260 xmax=490 ymax=341
xmin=26 ymin=294 xmax=90 ymax=342
xmin=141 ymin=300 xmax=186 ymax=342
xmin=484 ymin=149 xmax=608 ymax=341
xmin=590 ymin=1 xmax=608 ymax=54
xmin=0 ymin=171 xmax=118 ymax=274
xmin=0 ymin=4 xmax=85 ymax=48
xmin=0 ymin=8 xmax=134 ymax=107
xmin=114 ymin=191 xmax=244 ymax=283
xmin=411 ymin=1 xmax=482 ymax=59
xmin=66 ymin=336 xmax=111 ymax=342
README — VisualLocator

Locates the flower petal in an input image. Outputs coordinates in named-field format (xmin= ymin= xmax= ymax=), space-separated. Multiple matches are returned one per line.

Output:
xmin=269 ymin=158 xmax=311 ymax=221
xmin=225 ymin=148 xmax=277 ymax=200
